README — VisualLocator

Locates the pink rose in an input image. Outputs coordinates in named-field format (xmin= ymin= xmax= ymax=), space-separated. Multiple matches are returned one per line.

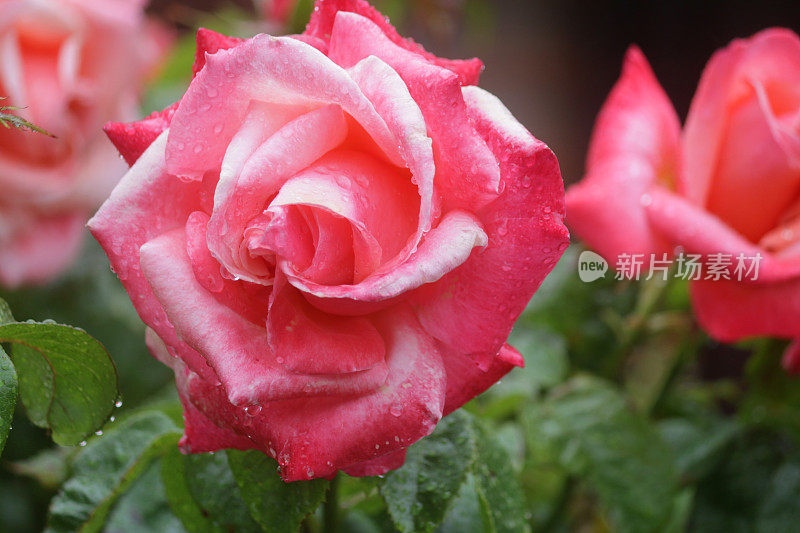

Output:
xmin=90 ymin=0 xmax=567 ymax=481
xmin=566 ymin=29 xmax=800 ymax=369
xmin=0 ymin=0 xmax=169 ymax=287
xmin=259 ymin=0 xmax=296 ymax=25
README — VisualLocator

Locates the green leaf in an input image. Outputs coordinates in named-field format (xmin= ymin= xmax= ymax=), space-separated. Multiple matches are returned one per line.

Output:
xmin=0 ymin=297 xmax=14 ymax=324
xmin=7 ymin=446 xmax=73 ymax=489
xmin=161 ymin=447 xmax=224 ymax=533
xmin=526 ymin=376 xmax=679 ymax=532
xmin=47 ymin=410 xmax=181 ymax=533
xmin=227 ymin=449 xmax=328 ymax=533
xmin=472 ymin=421 xmax=527 ymax=533
xmin=0 ymin=97 xmax=55 ymax=136
xmin=690 ymin=430 xmax=800 ymax=532
xmin=0 ymin=346 xmax=16 ymax=455
xmin=381 ymin=411 xmax=525 ymax=533
xmin=0 ymin=322 xmax=118 ymax=445
xmin=182 ymin=452 xmax=260 ymax=532
xmin=434 ymin=475 xmax=484 ymax=533
xmin=659 ymin=417 xmax=740 ymax=484
xmin=755 ymin=461 xmax=800 ymax=532
xmin=104 ymin=459 xmax=184 ymax=533
xmin=381 ymin=411 xmax=475 ymax=533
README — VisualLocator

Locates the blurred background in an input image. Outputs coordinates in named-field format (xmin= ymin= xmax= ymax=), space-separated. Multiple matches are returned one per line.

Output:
xmin=4 ymin=1 xmax=800 ymax=531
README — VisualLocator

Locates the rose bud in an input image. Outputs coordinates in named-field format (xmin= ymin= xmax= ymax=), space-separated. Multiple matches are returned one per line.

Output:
xmin=566 ymin=29 xmax=800 ymax=370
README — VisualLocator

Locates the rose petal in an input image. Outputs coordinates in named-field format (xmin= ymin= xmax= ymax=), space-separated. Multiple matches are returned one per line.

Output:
xmin=565 ymin=46 xmax=680 ymax=265
xmin=345 ymin=55 xmax=435 ymax=271
xmin=185 ymin=211 xmax=270 ymax=326
xmin=691 ymin=278 xmax=800 ymax=342
xmin=268 ymin=150 xmax=418 ymax=277
xmin=0 ymin=209 xmax=84 ymax=288
xmin=644 ymin=187 xmax=800 ymax=282
xmin=304 ymin=0 xmax=483 ymax=85
xmin=104 ymin=102 xmax=178 ymax=166
xmin=146 ymin=327 xmax=256 ymax=452
xmin=704 ymin=78 xmax=800 ymax=241
xmin=343 ymin=448 xmax=407 ymax=477
xmin=413 ymin=86 xmax=568 ymax=366
xmin=88 ymin=131 xmax=219 ymax=382
xmin=288 ymin=210 xmax=487 ymax=308
xmin=166 ymin=33 xmax=402 ymax=181
xmin=782 ymin=339 xmax=800 ymax=375
xmin=442 ymin=343 xmax=524 ymax=416
xmin=139 ymin=227 xmax=389 ymax=405
xmin=683 ymin=28 xmax=800 ymax=205
xmin=327 ymin=11 xmax=500 ymax=212
xmin=267 ymin=273 xmax=386 ymax=374
xmin=192 ymin=27 xmax=244 ymax=77
xmin=207 ymin=104 xmax=348 ymax=283
xmin=173 ymin=306 xmax=446 ymax=481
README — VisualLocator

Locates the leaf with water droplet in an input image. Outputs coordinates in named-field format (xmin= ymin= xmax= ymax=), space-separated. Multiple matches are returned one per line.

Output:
xmin=227 ymin=449 xmax=328 ymax=533
xmin=380 ymin=411 xmax=474 ymax=533
xmin=0 ymin=345 xmax=17 ymax=455
xmin=47 ymin=411 xmax=181 ymax=532
xmin=0 ymin=322 xmax=118 ymax=445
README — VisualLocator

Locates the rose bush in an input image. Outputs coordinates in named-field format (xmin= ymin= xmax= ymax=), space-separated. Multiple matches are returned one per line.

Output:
xmin=90 ymin=0 xmax=567 ymax=481
xmin=0 ymin=0 xmax=168 ymax=287
xmin=566 ymin=29 xmax=800 ymax=370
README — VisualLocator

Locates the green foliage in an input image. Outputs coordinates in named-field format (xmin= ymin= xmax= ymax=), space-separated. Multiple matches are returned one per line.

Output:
xmin=104 ymin=460 xmax=183 ymax=533
xmin=381 ymin=411 xmax=525 ymax=533
xmin=185 ymin=452 xmax=262 ymax=532
xmin=0 ymin=97 xmax=54 ymax=136
xmin=0 ymin=322 xmax=118 ymax=446
xmin=690 ymin=431 xmax=800 ymax=532
xmin=0 ymin=346 xmax=16 ymax=454
xmin=47 ymin=410 xmax=181 ymax=532
xmin=227 ymin=449 xmax=329 ymax=533
xmin=160 ymin=447 xmax=224 ymax=533
xmin=526 ymin=376 xmax=680 ymax=532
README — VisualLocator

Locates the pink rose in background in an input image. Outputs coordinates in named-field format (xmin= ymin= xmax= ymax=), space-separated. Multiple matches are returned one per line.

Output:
xmin=258 ymin=0 xmax=296 ymax=26
xmin=90 ymin=0 xmax=567 ymax=481
xmin=566 ymin=29 xmax=800 ymax=370
xmin=0 ymin=0 xmax=169 ymax=287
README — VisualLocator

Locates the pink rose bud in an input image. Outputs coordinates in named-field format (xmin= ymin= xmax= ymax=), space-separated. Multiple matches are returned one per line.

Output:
xmin=567 ymin=29 xmax=800 ymax=358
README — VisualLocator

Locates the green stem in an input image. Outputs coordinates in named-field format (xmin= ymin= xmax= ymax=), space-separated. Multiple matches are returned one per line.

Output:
xmin=323 ymin=474 xmax=340 ymax=533
xmin=647 ymin=327 xmax=702 ymax=417
xmin=619 ymin=275 xmax=673 ymax=354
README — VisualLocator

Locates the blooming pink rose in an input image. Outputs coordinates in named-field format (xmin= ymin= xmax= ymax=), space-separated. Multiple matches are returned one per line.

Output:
xmin=0 ymin=0 xmax=169 ymax=287
xmin=90 ymin=0 xmax=567 ymax=481
xmin=566 ymin=29 xmax=800 ymax=369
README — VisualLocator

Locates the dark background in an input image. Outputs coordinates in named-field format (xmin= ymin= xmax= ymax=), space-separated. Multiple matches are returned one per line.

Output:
xmin=146 ymin=0 xmax=800 ymax=184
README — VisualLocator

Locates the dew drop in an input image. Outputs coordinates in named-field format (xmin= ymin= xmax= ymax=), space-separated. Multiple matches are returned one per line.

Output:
xmin=245 ymin=405 xmax=262 ymax=416
xmin=114 ymin=400 xmax=123 ymax=408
